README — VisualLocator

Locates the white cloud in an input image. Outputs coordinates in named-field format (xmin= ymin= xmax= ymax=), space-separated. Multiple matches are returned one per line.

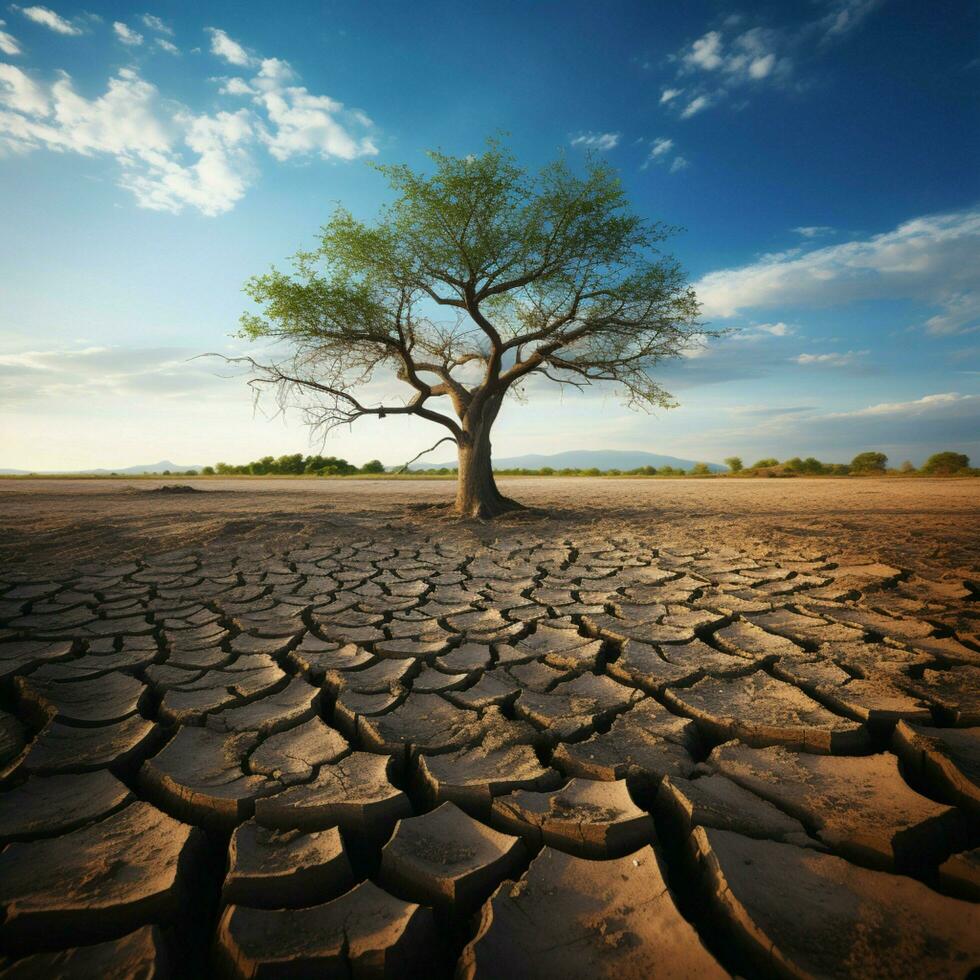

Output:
xmin=793 ymin=225 xmax=834 ymax=238
xmin=794 ymin=350 xmax=868 ymax=367
xmin=224 ymin=57 xmax=377 ymax=163
xmin=0 ymin=345 xmax=243 ymax=404
xmin=641 ymin=137 xmax=687 ymax=174
xmin=113 ymin=22 xmax=143 ymax=46
xmin=685 ymin=31 xmax=724 ymax=71
xmin=824 ymin=392 xmax=977 ymax=420
xmin=0 ymin=66 xmax=251 ymax=214
xmin=17 ymin=5 xmax=80 ymax=35
xmin=122 ymin=109 xmax=254 ymax=216
xmin=140 ymin=13 xmax=173 ymax=36
xmin=680 ymin=94 xmax=710 ymax=118
xmin=219 ymin=77 xmax=255 ymax=96
xmin=155 ymin=38 xmax=178 ymax=55
xmin=0 ymin=20 xmax=21 ymax=55
xmin=206 ymin=27 xmax=253 ymax=67
xmin=923 ymin=291 xmax=980 ymax=337
xmin=756 ymin=322 xmax=792 ymax=336
xmin=0 ymin=36 xmax=378 ymax=212
xmin=570 ymin=131 xmax=620 ymax=151
xmin=696 ymin=207 xmax=980 ymax=335
xmin=0 ymin=63 xmax=47 ymax=114
xmin=748 ymin=53 xmax=775 ymax=79
xmin=820 ymin=0 xmax=883 ymax=39
xmin=662 ymin=4 xmax=882 ymax=119
xmin=680 ymin=27 xmax=787 ymax=88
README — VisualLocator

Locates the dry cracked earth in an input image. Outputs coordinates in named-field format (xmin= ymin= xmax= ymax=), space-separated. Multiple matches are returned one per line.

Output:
xmin=0 ymin=487 xmax=979 ymax=977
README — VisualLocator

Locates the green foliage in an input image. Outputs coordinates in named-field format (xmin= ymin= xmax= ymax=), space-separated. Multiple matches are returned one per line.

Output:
xmin=207 ymin=454 xmax=370 ymax=476
xmin=201 ymin=466 xmax=215 ymax=475
xmin=690 ymin=462 xmax=710 ymax=475
xmin=783 ymin=456 xmax=827 ymax=475
xmin=850 ymin=451 xmax=888 ymax=474
xmin=360 ymin=459 xmax=386 ymax=474
xmin=237 ymin=138 xmax=704 ymax=448
xmin=921 ymin=451 xmax=970 ymax=475
xmin=724 ymin=456 xmax=743 ymax=472
xmin=750 ymin=458 xmax=779 ymax=469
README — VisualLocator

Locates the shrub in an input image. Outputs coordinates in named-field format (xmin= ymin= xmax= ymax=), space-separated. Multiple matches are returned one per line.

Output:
xmin=360 ymin=459 xmax=385 ymax=473
xmin=201 ymin=466 xmax=215 ymax=475
xmin=921 ymin=451 xmax=970 ymax=475
xmin=690 ymin=463 xmax=711 ymax=475
xmin=724 ymin=456 xmax=743 ymax=472
xmin=900 ymin=460 xmax=916 ymax=473
xmin=750 ymin=458 xmax=779 ymax=469
xmin=850 ymin=451 xmax=888 ymax=474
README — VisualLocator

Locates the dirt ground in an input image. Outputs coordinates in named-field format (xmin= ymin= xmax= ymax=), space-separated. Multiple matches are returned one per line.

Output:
xmin=0 ymin=477 xmax=977 ymax=976
xmin=2 ymin=475 xmax=978 ymax=575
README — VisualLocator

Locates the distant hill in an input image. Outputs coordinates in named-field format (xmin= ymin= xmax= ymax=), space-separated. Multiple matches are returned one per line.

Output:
xmin=0 ymin=460 xmax=204 ymax=475
xmin=409 ymin=450 xmax=725 ymax=472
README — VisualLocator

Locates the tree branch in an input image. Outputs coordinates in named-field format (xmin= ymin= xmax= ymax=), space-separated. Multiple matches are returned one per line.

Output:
xmin=396 ymin=435 xmax=458 ymax=474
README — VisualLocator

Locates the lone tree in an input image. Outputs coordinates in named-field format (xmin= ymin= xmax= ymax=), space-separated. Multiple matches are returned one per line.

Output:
xmin=921 ymin=451 xmax=969 ymax=475
xmin=236 ymin=141 xmax=703 ymax=517
xmin=850 ymin=451 xmax=888 ymax=474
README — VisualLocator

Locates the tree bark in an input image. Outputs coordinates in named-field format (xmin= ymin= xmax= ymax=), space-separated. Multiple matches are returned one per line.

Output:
xmin=454 ymin=400 xmax=524 ymax=518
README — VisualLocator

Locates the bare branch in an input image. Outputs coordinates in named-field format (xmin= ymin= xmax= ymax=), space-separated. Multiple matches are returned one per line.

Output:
xmin=396 ymin=435 xmax=458 ymax=474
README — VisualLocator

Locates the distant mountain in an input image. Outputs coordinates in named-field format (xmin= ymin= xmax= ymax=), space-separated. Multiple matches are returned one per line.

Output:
xmin=0 ymin=460 xmax=204 ymax=475
xmin=409 ymin=450 xmax=725 ymax=472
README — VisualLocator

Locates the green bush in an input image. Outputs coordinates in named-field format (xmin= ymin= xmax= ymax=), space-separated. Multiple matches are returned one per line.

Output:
xmin=750 ymin=458 xmax=779 ymax=469
xmin=850 ymin=451 xmax=887 ymax=474
xmin=724 ymin=456 xmax=743 ymax=472
xmin=360 ymin=459 xmax=385 ymax=473
xmin=690 ymin=463 xmax=710 ymax=475
xmin=921 ymin=451 xmax=970 ymax=475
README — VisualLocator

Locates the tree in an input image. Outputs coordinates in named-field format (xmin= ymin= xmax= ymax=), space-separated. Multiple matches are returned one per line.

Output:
xmin=235 ymin=141 xmax=703 ymax=517
xmin=202 ymin=466 xmax=215 ymax=475
xmin=921 ymin=451 xmax=969 ymax=475
xmin=899 ymin=460 xmax=916 ymax=473
xmin=690 ymin=462 xmax=710 ymax=475
xmin=361 ymin=459 xmax=386 ymax=473
xmin=850 ymin=451 xmax=887 ymax=474
xmin=724 ymin=456 xmax=743 ymax=473
xmin=750 ymin=458 xmax=779 ymax=469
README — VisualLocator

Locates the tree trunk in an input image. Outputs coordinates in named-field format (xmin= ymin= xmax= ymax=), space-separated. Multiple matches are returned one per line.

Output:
xmin=454 ymin=404 xmax=524 ymax=519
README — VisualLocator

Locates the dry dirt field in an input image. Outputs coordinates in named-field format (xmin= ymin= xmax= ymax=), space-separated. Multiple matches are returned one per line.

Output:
xmin=0 ymin=477 xmax=977 ymax=977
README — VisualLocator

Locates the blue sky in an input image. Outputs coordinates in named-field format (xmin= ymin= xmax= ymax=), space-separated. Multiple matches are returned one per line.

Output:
xmin=0 ymin=0 xmax=977 ymax=470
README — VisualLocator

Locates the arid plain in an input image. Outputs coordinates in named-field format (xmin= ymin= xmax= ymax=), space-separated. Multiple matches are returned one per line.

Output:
xmin=0 ymin=477 xmax=977 ymax=977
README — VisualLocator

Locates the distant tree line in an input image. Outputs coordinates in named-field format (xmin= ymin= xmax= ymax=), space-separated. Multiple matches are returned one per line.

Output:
xmin=723 ymin=451 xmax=973 ymax=476
xmin=198 ymin=454 xmax=385 ymax=476
xmin=167 ymin=449 xmax=972 ymax=478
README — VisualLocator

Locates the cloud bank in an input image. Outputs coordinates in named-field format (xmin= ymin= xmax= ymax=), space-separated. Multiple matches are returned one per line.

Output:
xmin=0 ymin=26 xmax=377 ymax=214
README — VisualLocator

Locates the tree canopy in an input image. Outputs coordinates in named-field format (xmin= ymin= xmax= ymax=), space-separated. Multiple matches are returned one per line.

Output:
xmin=921 ymin=451 xmax=970 ymax=475
xmin=234 ymin=139 xmax=704 ymax=515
